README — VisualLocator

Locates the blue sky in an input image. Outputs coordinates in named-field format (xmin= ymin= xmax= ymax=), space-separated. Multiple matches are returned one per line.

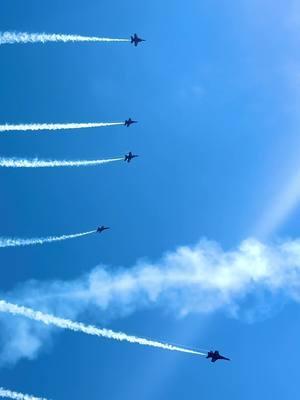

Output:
xmin=0 ymin=0 xmax=300 ymax=399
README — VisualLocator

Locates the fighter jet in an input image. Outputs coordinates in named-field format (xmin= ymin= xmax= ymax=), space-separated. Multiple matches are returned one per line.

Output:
xmin=206 ymin=351 xmax=230 ymax=363
xmin=124 ymin=118 xmax=138 ymax=127
xmin=124 ymin=152 xmax=139 ymax=163
xmin=131 ymin=33 xmax=145 ymax=47
xmin=96 ymin=226 xmax=110 ymax=233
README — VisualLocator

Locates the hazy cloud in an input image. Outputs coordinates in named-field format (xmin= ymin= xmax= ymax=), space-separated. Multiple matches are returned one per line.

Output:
xmin=1 ymin=237 xmax=300 ymax=365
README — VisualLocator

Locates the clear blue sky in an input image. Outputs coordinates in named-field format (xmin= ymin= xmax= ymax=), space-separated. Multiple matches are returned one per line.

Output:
xmin=0 ymin=1 xmax=299 ymax=399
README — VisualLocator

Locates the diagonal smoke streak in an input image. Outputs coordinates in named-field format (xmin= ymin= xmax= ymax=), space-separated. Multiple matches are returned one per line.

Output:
xmin=0 ymin=300 xmax=205 ymax=357
xmin=0 ymin=122 xmax=124 ymax=132
xmin=0 ymin=157 xmax=123 ymax=168
xmin=0 ymin=231 xmax=95 ymax=248
xmin=2 ymin=237 xmax=300 ymax=365
xmin=0 ymin=387 xmax=48 ymax=400
xmin=0 ymin=32 xmax=130 ymax=45
xmin=0 ymin=238 xmax=300 ymax=364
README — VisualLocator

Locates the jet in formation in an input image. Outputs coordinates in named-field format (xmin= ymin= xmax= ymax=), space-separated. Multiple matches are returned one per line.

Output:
xmin=97 ymin=226 xmax=110 ymax=233
xmin=131 ymin=33 xmax=145 ymax=47
xmin=124 ymin=118 xmax=138 ymax=127
xmin=124 ymin=152 xmax=139 ymax=163
xmin=206 ymin=351 xmax=230 ymax=363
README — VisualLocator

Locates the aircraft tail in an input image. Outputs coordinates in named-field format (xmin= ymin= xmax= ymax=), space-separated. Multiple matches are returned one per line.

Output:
xmin=131 ymin=36 xmax=134 ymax=43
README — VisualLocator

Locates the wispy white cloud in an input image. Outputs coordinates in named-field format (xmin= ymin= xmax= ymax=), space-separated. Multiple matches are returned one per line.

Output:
xmin=1 ymin=237 xmax=300 ymax=365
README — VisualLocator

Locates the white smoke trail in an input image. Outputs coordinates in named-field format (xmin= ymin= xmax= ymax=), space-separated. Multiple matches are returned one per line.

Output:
xmin=0 ymin=157 xmax=123 ymax=168
xmin=0 ymin=32 xmax=130 ymax=45
xmin=0 ymin=122 xmax=123 ymax=133
xmin=0 ymin=387 xmax=48 ymax=400
xmin=0 ymin=300 xmax=205 ymax=357
xmin=0 ymin=230 xmax=95 ymax=248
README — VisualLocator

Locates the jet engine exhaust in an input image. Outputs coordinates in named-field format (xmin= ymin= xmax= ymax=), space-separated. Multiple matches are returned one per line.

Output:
xmin=0 ymin=231 xmax=96 ymax=248
xmin=0 ymin=157 xmax=123 ymax=168
xmin=0 ymin=387 xmax=48 ymax=400
xmin=0 ymin=300 xmax=207 ymax=357
xmin=0 ymin=122 xmax=124 ymax=133
xmin=0 ymin=32 xmax=130 ymax=45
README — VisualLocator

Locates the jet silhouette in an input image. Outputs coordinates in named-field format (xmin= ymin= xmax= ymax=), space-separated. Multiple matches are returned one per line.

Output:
xmin=124 ymin=152 xmax=139 ymax=163
xmin=124 ymin=118 xmax=138 ymax=127
xmin=96 ymin=226 xmax=110 ymax=233
xmin=131 ymin=33 xmax=145 ymax=47
xmin=206 ymin=351 xmax=230 ymax=363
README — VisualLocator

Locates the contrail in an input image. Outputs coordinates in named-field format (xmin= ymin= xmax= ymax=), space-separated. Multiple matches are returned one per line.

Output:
xmin=0 ymin=387 xmax=48 ymax=400
xmin=0 ymin=31 xmax=130 ymax=45
xmin=0 ymin=157 xmax=123 ymax=168
xmin=0 ymin=300 xmax=206 ymax=357
xmin=0 ymin=122 xmax=124 ymax=133
xmin=0 ymin=230 xmax=95 ymax=248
